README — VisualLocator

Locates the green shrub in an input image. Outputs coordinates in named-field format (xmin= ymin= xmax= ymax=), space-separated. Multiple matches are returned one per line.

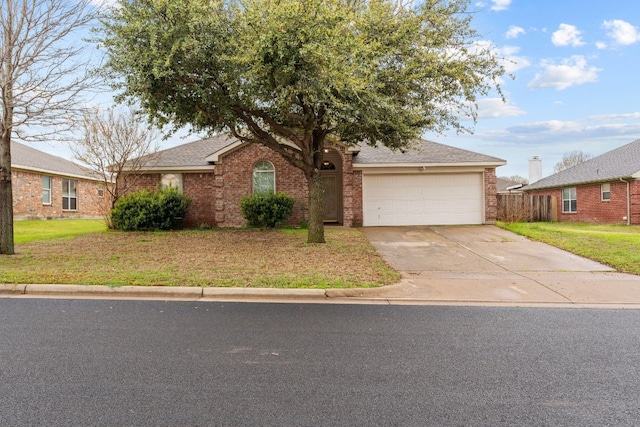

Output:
xmin=240 ymin=192 xmax=295 ymax=228
xmin=110 ymin=187 xmax=191 ymax=231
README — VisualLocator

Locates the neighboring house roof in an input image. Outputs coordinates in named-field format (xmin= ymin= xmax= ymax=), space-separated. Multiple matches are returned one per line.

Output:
xmin=497 ymin=178 xmax=524 ymax=192
xmin=132 ymin=135 xmax=506 ymax=170
xmin=353 ymin=139 xmax=505 ymax=167
xmin=524 ymin=139 xmax=640 ymax=191
xmin=11 ymin=141 xmax=100 ymax=181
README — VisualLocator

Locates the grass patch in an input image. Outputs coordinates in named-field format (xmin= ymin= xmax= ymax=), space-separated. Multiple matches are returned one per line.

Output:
xmin=2 ymin=225 xmax=400 ymax=288
xmin=14 ymin=219 xmax=106 ymax=244
xmin=499 ymin=222 xmax=640 ymax=275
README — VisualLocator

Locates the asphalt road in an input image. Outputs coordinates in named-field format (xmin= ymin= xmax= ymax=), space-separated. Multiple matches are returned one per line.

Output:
xmin=1 ymin=299 xmax=640 ymax=426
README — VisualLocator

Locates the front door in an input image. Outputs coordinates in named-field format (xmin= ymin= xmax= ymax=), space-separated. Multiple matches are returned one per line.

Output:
xmin=320 ymin=149 xmax=343 ymax=224
xmin=322 ymin=174 xmax=339 ymax=222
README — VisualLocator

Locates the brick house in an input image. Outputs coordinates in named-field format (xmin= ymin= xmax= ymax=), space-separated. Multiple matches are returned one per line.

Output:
xmin=122 ymin=135 xmax=505 ymax=228
xmin=523 ymin=139 xmax=640 ymax=225
xmin=11 ymin=141 xmax=108 ymax=220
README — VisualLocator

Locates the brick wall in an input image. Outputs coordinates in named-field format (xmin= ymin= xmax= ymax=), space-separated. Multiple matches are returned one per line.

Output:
xmin=12 ymin=169 xmax=108 ymax=220
xmin=632 ymin=181 xmax=640 ymax=225
xmin=182 ymin=173 xmax=216 ymax=227
xmin=120 ymin=143 xmax=361 ymax=228
xmin=118 ymin=172 xmax=218 ymax=227
xmin=350 ymin=170 xmax=363 ymax=227
xmin=215 ymin=144 xmax=309 ymax=227
xmin=484 ymin=168 xmax=498 ymax=223
xmin=527 ymin=180 xmax=639 ymax=224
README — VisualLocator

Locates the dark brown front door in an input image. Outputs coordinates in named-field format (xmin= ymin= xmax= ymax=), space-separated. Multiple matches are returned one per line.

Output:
xmin=321 ymin=149 xmax=343 ymax=223
xmin=322 ymin=173 xmax=339 ymax=222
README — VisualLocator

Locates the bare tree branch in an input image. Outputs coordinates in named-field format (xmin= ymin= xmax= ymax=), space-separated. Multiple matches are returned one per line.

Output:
xmin=1 ymin=0 xmax=101 ymax=143
xmin=71 ymin=107 xmax=161 ymax=227
xmin=1 ymin=0 xmax=100 ymax=254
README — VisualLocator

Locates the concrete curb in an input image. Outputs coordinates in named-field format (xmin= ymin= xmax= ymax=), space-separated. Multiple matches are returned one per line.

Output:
xmin=202 ymin=287 xmax=326 ymax=299
xmin=1 ymin=283 xmax=332 ymax=300
xmin=0 ymin=284 xmax=27 ymax=294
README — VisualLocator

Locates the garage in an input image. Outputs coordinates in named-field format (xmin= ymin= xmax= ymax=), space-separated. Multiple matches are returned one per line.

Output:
xmin=362 ymin=173 xmax=484 ymax=226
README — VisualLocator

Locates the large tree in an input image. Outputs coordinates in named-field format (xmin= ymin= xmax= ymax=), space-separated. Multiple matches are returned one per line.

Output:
xmin=71 ymin=107 xmax=160 ymax=228
xmin=99 ymin=0 xmax=504 ymax=243
xmin=0 ymin=0 xmax=96 ymax=255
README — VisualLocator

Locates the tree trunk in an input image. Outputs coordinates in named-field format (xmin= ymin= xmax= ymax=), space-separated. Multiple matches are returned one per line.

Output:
xmin=306 ymin=170 xmax=325 ymax=244
xmin=0 ymin=132 xmax=15 ymax=255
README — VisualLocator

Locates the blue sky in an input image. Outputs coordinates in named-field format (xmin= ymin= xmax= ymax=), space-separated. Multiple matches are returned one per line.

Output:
xmin=438 ymin=0 xmax=640 ymax=179
xmin=24 ymin=0 xmax=640 ymax=181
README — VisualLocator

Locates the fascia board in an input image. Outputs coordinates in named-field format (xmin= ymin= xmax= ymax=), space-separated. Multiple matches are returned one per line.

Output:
xmin=12 ymin=165 xmax=102 ymax=182
xmin=354 ymin=161 xmax=505 ymax=170
xmin=122 ymin=165 xmax=215 ymax=173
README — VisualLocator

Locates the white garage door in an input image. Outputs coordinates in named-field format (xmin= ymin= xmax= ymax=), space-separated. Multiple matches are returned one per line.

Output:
xmin=362 ymin=173 xmax=483 ymax=226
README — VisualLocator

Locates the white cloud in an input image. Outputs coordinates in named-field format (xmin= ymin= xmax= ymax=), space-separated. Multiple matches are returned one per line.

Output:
xmin=491 ymin=0 xmax=511 ymax=11
xmin=528 ymin=55 xmax=600 ymax=90
xmin=587 ymin=112 xmax=640 ymax=121
xmin=497 ymin=45 xmax=531 ymax=74
xmin=551 ymin=24 xmax=585 ymax=47
xmin=506 ymin=118 xmax=640 ymax=139
xmin=603 ymin=20 xmax=640 ymax=45
xmin=475 ymin=98 xmax=526 ymax=119
xmin=595 ymin=41 xmax=608 ymax=50
xmin=505 ymin=26 xmax=525 ymax=39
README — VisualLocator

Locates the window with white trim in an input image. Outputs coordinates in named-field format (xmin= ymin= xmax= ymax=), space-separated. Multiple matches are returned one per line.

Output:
xmin=62 ymin=179 xmax=78 ymax=210
xmin=562 ymin=187 xmax=577 ymax=213
xmin=253 ymin=160 xmax=275 ymax=194
xmin=601 ymin=183 xmax=611 ymax=201
xmin=161 ymin=173 xmax=183 ymax=191
xmin=42 ymin=175 xmax=51 ymax=205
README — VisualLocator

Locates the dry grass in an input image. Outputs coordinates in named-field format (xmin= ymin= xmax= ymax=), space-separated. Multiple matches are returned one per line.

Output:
xmin=0 ymin=228 xmax=400 ymax=288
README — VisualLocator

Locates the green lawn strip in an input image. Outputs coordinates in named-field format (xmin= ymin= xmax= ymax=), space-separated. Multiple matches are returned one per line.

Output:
xmin=499 ymin=222 xmax=640 ymax=275
xmin=1 ymin=227 xmax=400 ymax=288
xmin=14 ymin=219 xmax=107 ymax=243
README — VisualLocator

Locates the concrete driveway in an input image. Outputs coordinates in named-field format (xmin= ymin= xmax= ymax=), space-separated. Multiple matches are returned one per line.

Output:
xmin=360 ymin=225 xmax=640 ymax=306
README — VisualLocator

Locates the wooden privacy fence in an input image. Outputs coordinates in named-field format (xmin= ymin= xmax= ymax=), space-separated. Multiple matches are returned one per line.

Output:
xmin=497 ymin=194 xmax=556 ymax=222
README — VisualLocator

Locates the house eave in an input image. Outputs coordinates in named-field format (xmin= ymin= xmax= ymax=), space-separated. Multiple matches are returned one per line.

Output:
xmin=525 ymin=174 xmax=638 ymax=191
xmin=122 ymin=165 xmax=215 ymax=173
xmin=12 ymin=165 xmax=102 ymax=182
xmin=353 ymin=161 xmax=505 ymax=169
xmin=205 ymin=139 xmax=302 ymax=163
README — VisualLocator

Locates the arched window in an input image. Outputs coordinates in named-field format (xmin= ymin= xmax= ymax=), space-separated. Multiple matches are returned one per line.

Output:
xmin=253 ymin=160 xmax=275 ymax=194
xmin=321 ymin=161 xmax=336 ymax=170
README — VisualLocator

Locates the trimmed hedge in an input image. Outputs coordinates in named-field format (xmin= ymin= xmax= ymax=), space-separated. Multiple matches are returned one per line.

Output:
xmin=110 ymin=187 xmax=191 ymax=231
xmin=240 ymin=192 xmax=295 ymax=228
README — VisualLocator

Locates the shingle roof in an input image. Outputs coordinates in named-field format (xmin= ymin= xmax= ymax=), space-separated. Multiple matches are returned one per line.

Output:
xmin=497 ymin=178 xmax=524 ymax=192
xmin=524 ymin=139 xmax=640 ymax=191
xmin=352 ymin=139 xmax=505 ymax=166
xmin=130 ymin=134 xmax=236 ymax=169
xmin=133 ymin=135 xmax=505 ymax=169
xmin=11 ymin=141 xmax=98 ymax=180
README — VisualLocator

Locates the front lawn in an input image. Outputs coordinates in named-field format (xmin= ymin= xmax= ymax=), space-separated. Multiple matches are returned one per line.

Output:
xmin=14 ymin=219 xmax=107 ymax=244
xmin=499 ymin=222 xmax=640 ymax=275
xmin=2 ymin=223 xmax=400 ymax=288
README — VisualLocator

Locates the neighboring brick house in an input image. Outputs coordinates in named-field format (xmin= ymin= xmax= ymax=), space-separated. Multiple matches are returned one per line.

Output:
xmin=11 ymin=141 xmax=108 ymax=220
xmin=122 ymin=135 xmax=506 ymax=228
xmin=523 ymin=139 xmax=640 ymax=225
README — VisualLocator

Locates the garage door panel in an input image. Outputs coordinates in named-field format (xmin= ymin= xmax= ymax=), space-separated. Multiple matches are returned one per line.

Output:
xmin=363 ymin=173 xmax=483 ymax=226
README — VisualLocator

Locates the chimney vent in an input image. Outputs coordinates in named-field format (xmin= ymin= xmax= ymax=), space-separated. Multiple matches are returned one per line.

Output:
xmin=529 ymin=156 xmax=542 ymax=184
